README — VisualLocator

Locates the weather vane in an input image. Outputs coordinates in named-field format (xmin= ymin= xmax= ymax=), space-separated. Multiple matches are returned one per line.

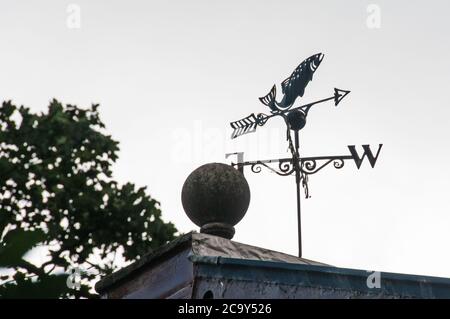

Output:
xmin=227 ymin=53 xmax=382 ymax=257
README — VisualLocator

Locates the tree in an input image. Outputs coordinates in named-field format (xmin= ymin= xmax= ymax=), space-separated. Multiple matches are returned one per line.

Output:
xmin=0 ymin=100 xmax=177 ymax=298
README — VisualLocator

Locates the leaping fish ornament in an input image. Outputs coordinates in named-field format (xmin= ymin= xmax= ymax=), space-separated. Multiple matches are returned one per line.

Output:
xmin=259 ymin=53 xmax=324 ymax=113
xmin=230 ymin=53 xmax=349 ymax=139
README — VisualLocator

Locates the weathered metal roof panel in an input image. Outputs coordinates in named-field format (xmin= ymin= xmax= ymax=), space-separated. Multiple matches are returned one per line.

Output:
xmin=190 ymin=233 xmax=327 ymax=266
xmin=96 ymin=232 xmax=326 ymax=294
xmin=192 ymin=256 xmax=450 ymax=298
xmin=96 ymin=232 xmax=450 ymax=299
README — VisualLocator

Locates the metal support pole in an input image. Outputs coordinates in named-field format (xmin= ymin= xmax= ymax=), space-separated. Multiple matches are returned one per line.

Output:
xmin=294 ymin=129 xmax=302 ymax=258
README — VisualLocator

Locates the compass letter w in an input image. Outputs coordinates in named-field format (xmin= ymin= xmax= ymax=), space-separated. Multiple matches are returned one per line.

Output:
xmin=348 ymin=144 xmax=383 ymax=169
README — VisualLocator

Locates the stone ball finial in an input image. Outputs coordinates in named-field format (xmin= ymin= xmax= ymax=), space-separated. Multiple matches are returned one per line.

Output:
xmin=181 ymin=163 xmax=250 ymax=239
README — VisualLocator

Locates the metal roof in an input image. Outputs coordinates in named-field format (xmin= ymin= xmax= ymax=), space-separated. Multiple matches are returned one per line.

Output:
xmin=96 ymin=232 xmax=327 ymax=293
xmin=193 ymin=256 xmax=450 ymax=298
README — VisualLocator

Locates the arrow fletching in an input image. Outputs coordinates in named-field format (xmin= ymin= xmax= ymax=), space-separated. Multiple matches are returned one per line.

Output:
xmin=230 ymin=113 xmax=258 ymax=139
xmin=230 ymin=113 xmax=269 ymax=139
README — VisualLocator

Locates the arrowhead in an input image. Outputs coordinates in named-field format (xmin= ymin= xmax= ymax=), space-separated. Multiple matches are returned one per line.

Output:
xmin=334 ymin=88 xmax=350 ymax=106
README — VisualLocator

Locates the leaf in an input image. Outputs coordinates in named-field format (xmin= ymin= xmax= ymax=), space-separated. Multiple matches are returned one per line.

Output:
xmin=56 ymin=136 xmax=67 ymax=145
xmin=0 ymin=273 xmax=69 ymax=299
xmin=1 ymin=101 xmax=16 ymax=117
xmin=0 ymin=229 xmax=46 ymax=267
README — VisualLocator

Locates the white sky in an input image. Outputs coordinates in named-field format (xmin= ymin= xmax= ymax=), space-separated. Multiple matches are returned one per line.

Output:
xmin=1 ymin=0 xmax=450 ymax=278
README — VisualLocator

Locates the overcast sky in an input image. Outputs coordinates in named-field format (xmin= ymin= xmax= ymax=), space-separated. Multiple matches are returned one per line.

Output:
xmin=1 ymin=0 xmax=450 ymax=278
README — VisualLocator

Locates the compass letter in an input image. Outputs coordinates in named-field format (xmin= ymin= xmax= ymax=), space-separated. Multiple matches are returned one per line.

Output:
xmin=225 ymin=152 xmax=245 ymax=174
xmin=348 ymin=144 xmax=383 ymax=169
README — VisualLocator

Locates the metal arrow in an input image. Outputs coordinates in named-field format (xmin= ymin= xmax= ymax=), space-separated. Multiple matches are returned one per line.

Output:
xmin=230 ymin=88 xmax=350 ymax=139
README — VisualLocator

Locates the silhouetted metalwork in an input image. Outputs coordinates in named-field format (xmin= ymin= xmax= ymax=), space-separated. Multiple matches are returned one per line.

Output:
xmin=228 ymin=53 xmax=382 ymax=258
xmin=233 ymin=145 xmax=382 ymax=180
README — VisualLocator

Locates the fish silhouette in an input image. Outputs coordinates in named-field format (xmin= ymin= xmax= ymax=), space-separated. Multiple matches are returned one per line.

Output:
xmin=259 ymin=53 xmax=324 ymax=113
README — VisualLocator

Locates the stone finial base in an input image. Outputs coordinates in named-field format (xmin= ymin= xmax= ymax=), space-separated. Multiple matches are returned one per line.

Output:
xmin=200 ymin=222 xmax=235 ymax=239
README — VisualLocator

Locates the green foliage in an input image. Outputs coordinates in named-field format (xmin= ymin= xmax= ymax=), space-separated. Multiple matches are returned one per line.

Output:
xmin=0 ymin=229 xmax=69 ymax=298
xmin=0 ymin=100 xmax=177 ymax=298
xmin=0 ymin=272 xmax=69 ymax=299
xmin=0 ymin=229 xmax=45 ymax=267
